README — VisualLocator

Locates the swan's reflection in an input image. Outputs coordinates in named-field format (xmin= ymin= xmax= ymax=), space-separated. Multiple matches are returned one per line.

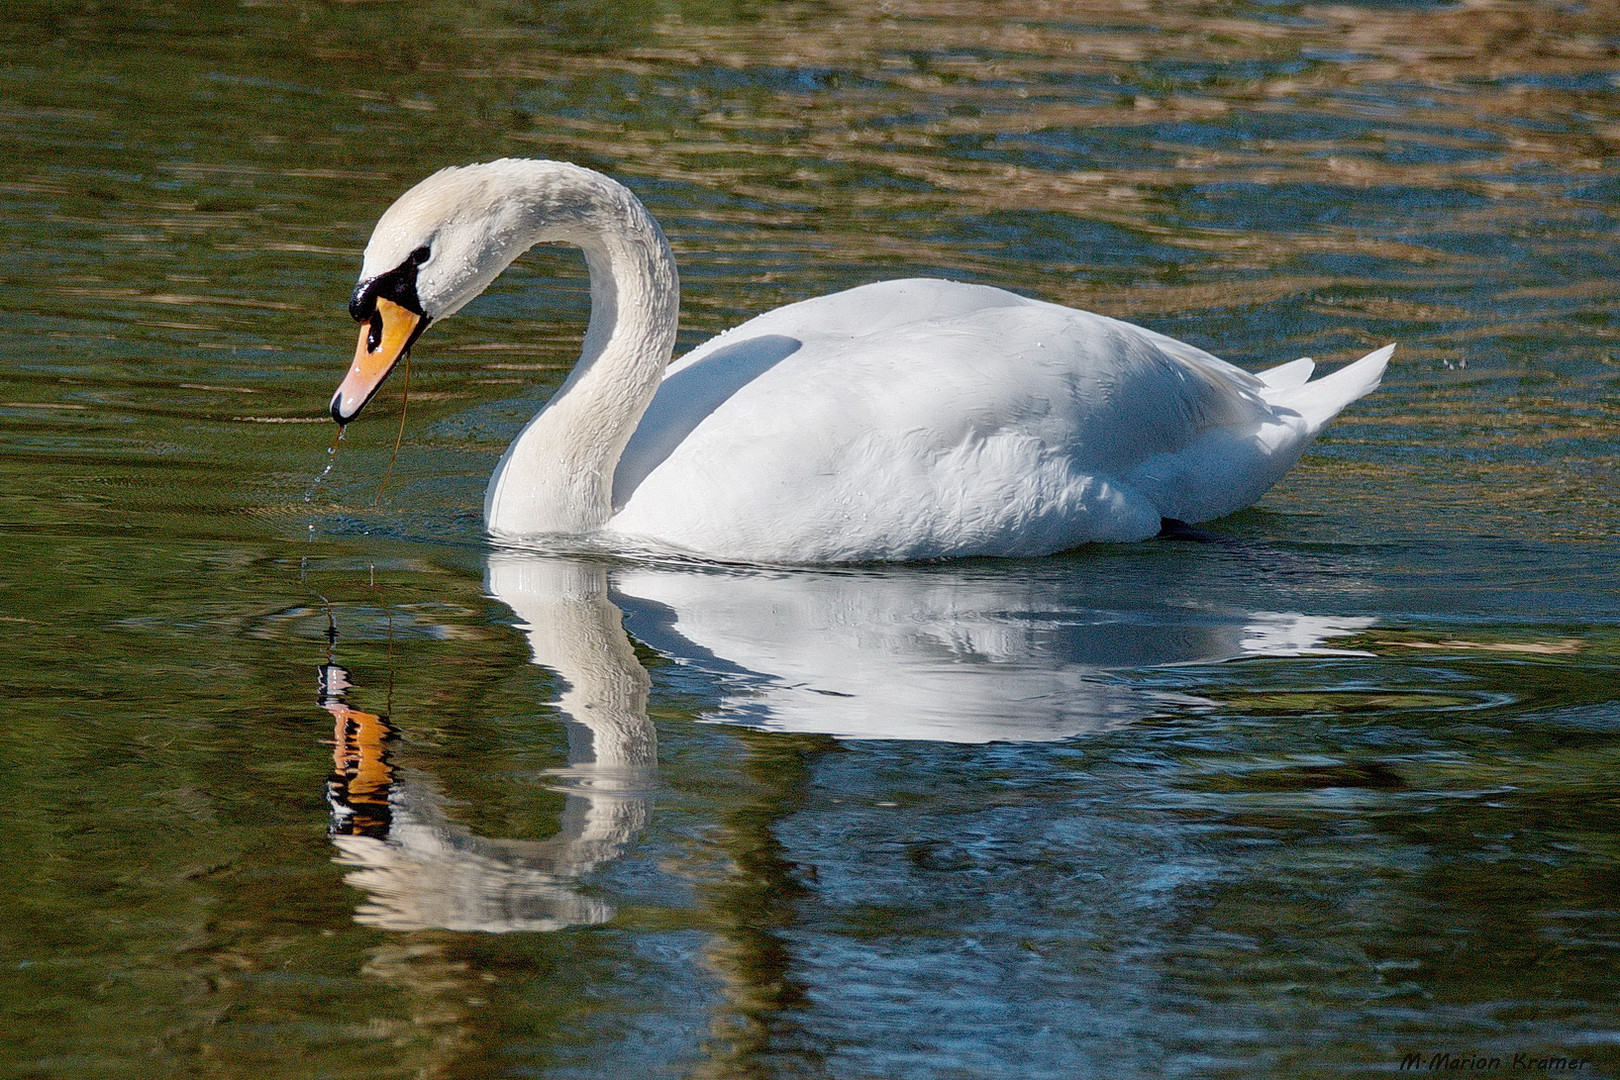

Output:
xmin=322 ymin=550 xmax=1373 ymax=931
xmin=321 ymin=557 xmax=656 ymax=933
xmin=607 ymin=560 xmax=1374 ymax=743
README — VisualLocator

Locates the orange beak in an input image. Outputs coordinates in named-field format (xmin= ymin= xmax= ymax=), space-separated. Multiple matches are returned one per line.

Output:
xmin=330 ymin=297 xmax=423 ymax=423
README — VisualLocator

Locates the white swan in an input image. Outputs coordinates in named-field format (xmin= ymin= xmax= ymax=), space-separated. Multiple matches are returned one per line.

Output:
xmin=332 ymin=158 xmax=1391 ymax=563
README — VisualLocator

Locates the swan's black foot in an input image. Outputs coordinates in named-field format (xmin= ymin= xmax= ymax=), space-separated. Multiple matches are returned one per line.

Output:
xmin=1157 ymin=518 xmax=1223 ymax=542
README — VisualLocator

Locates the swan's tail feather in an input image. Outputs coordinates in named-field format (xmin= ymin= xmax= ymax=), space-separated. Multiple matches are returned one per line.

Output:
xmin=1256 ymin=356 xmax=1315 ymax=390
xmin=1267 ymin=343 xmax=1394 ymax=432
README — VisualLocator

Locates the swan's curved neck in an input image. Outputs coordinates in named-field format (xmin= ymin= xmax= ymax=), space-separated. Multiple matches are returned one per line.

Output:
xmin=484 ymin=167 xmax=679 ymax=538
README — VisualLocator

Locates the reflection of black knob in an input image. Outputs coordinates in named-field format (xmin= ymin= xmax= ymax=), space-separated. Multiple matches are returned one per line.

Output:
xmin=326 ymin=771 xmax=393 ymax=839
xmin=318 ymin=662 xmax=351 ymax=707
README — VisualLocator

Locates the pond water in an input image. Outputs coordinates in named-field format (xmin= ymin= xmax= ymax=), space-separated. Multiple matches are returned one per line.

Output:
xmin=2 ymin=0 xmax=1618 ymax=1076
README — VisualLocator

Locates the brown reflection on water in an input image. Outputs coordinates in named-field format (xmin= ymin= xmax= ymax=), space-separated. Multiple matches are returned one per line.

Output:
xmin=11 ymin=0 xmax=1616 ymax=480
xmin=690 ymin=732 xmax=831 ymax=1080
xmin=370 ymin=0 xmax=1620 ymax=342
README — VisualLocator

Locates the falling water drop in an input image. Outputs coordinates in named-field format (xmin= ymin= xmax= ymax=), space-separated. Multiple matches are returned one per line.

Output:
xmin=303 ymin=426 xmax=347 ymax=543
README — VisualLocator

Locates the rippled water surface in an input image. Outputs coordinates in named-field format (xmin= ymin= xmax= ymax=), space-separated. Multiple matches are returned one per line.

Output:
xmin=2 ymin=1 xmax=1618 ymax=1076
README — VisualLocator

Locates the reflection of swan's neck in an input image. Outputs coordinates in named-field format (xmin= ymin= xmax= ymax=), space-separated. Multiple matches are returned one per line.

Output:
xmin=484 ymin=169 xmax=680 ymax=537
xmin=329 ymin=555 xmax=659 ymax=933
xmin=491 ymin=554 xmax=656 ymax=772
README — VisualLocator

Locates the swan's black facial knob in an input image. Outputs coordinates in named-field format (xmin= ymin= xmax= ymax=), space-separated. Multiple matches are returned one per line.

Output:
xmin=349 ymin=247 xmax=430 ymax=323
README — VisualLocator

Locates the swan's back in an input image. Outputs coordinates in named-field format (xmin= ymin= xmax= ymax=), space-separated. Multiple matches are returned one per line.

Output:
xmin=607 ymin=279 xmax=1388 ymax=563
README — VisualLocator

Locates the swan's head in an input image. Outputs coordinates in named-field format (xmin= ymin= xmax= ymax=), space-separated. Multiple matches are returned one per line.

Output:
xmin=331 ymin=159 xmax=605 ymax=423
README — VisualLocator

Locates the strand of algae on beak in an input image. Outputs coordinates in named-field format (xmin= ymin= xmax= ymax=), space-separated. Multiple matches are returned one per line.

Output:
xmin=372 ymin=351 xmax=410 ymax=506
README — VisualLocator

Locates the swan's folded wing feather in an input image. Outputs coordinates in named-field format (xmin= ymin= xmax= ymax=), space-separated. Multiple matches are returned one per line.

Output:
xmin=612 ymin=279 xmax=1296 ymax=559
xmin=1255 ymin=356 xmax=1316 ymax=390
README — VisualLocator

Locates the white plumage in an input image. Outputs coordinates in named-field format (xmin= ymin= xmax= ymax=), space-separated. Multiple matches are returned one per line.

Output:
xmin=336 ymin=159 xmax=1391 ymax=563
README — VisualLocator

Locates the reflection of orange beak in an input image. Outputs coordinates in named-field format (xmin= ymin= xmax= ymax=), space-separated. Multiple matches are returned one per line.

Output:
xmin=330 ymin=297 xmax=422 ymax=423
xmin=327 ymin=703 xmax=395 ymax=836
xmin=329 ymin=705 xmax=394 ymax=796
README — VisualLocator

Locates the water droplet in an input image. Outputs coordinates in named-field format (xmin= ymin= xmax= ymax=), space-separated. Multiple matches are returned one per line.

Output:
xmin=302 ymin=426 xmax=348 ymax=540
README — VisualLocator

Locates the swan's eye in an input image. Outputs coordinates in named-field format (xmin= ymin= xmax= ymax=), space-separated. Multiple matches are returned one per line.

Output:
xmin=411 ymin=246 xmax=432 ymax=266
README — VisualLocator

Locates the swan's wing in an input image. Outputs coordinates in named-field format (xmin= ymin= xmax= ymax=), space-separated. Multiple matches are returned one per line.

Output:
xmin=612 ymin=279 xmax=1388 ymax=560
xmin=619 ymin=279 xmax=1270 ymax=499
xmin=612 ymin=332 xmax=803 ymax=509
xmin=616 ymin=279 xmax=1037 ymax=508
